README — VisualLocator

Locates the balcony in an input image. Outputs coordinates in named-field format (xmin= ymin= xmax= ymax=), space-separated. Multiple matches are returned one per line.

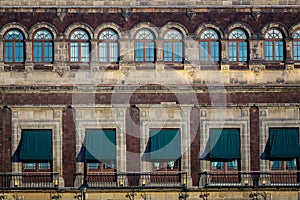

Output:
xmin=199 ymin=171 xmax=300 ymax=188
xmin=75 ymin=171 xmax=187 ymax=189
xmin=0 ymin=172 xmax=59 ymax=189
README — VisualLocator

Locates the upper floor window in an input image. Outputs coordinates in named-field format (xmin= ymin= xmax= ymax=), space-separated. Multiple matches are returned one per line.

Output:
xmin=33 ymin=29 xmax=53 ymax=63
xmin=199 ymin=29 xmax=219 ymax=62
xmin=163 ymin=29 xmax=183 ymax=62
xmin=293 ymin=30 xmax=300 ymax=61
xmin=4 ymin=29 xmax=25 ymax=63
xmin=135 ymin=29 xmax=155 ymax=62
xmin=264 ymin=29 xmax=284 ymax=61
xmin=228 ymin=29 xmax=248 ymax=62
xmin=99 ymin=29 xmax=118 ymax=63
xmin=70 ymin=29 xmax=90 ymax=62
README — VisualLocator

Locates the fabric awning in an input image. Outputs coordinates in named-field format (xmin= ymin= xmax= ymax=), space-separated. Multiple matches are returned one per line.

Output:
xmin=20 ymin=130 xmax=52 ymax=161
xmin=85 ymin=129 xmax=116 ymax=161
xmin=269 ymin=128 xmax=300 ymax=159
xmin=150 ymin=129 xmax=181 ymax=161
xmin=209 ymin=129 xmax=241 ymax=159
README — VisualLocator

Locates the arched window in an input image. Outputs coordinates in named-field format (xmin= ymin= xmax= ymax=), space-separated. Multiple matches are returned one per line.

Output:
xmin=70 ymin=29 xmax=90 ymax=62
xmin=199 ymin=29 xmax=219 ymax=62
xmin=228 ymin=29 xmax=248 ymax=62
xmin=33 ymin=29 xmax=53 ymax=63
xmin=293 ymin=30 xmax=300 ymax=61
xmin=264 ymin=29 xmax=284 ymax=61
xmin=99 ymin=29 xmax=118 ymax=62
xmin=163 ymin=29 xmax=183 ymax=62
xmin=4 ymin=29 xmax=25 ymax=62
xmin=135 ymin=29 xmax=155 ymax=62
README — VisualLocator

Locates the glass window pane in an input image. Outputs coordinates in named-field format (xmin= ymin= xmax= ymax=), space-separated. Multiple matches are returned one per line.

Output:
xmin=286 ymin=159 xmax=297 ymax=170
xmin=275 ymin=41 xmax=284 ymax=61
xmin=271 ymin=161 xmax=283 ymax=170
xmin=34 ymin=42 xmax=42 ymax=62
xmin=4 ymin=43 xmax=13 ymax=62
xmin=174 ymin=42 xmax=183 ymax=62
xmin=135 ymin=42 xmax=144 ymax=61
xmin=294 ymin=41 xmax=300 ymax=61
xmin=99 ymin=42 xmax=108 ymax=62
xmin=88 ymin=163 xmax=100 ymax=169
xmin=24 ymin=163 xmax=36 ymax=170
xmin=81 ymin=42 xmax=89 ymax=62
xmin=227 ymin=160 xmax=238 ymax=170
xmin=200 ymin=42 xmax=208 ymax=61
xmin=71 ymin=42 xmax=79 ymax=62
xmin=239 ymin=42 xmax=247 ymax=61
xmin=229 ymin=42 xmax=237 ymax=61
xmin=212 ymin=161 xmax=224 ymax=170
xmin=265 ymin=41 xmax=273 ymax=61
xmin=164 ymin=42 xmax=172 ymax=62
xmin=39 ymin=162 xmax=50 ymax=170
xmin=145 ymin=42 xmax=154 ymax=62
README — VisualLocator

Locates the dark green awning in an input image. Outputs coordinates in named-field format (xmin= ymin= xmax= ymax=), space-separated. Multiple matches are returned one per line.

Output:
xmin=85 ymin=129 xmax=116 ymax=161
xmin=269 ymin=128 xmax=300 ymax=159
xmin=20 ymin=130 xmax=52 ymax=161
xmin=150 ymin=129 xmax=181 ymax=161
xmin=209 ymin=129 xmax=241 ymax=159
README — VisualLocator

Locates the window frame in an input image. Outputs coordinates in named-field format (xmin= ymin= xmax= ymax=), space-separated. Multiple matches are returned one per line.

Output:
xmin=98 ymin=29 xmax=119 ymax=63
xmin=199 ymin=29 xmax=220 ymax=63
xmin=228 ymin=29 xmax=248 ymax=62
xmin=135 ymin=29 xmax=155 ymax=62
xmin=23 ymin=162 xmax=52 ymax=172
xmin=264 ymin=29 xmax=285 ymax=62
xmin=163 ymin=29 xmax=184 ymax=63
xmin=293 ymin=29 xmax=300 ymax=61
xmin=4 ymin=29 xmax=25 ymax=63
xmin=32 ymin=29 xmax=53 ymax=63
xmin=87 ymin=161 xmax=116 ymax=172
xmin=69 ymin=29 xmax=90 ymax=63
xmin=211 ymin=160 xmax=239 ymax=172
xmin=270 ymin=159 xmax=298 ymax=171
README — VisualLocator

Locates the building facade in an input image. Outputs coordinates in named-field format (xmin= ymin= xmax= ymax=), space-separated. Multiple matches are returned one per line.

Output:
xmin=1 ymin=0 xmax=300 ymax=199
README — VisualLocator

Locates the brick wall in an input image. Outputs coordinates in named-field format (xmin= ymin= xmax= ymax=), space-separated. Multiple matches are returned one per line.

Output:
xmin=0 ymin=107 xmax=12 ymax=173
xmin=62 ymin=106 xmax=76 ymax=187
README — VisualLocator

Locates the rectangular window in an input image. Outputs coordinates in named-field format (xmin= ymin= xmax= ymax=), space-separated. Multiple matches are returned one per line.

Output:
xmin=211 ymin=161 xmax=238 ymax=171
xmin=81 ymin=42 xmax=89 ymax=62
xmin=164 ymin=42 xmax=173 ymax=62
xmin=135 ymin=42 xmax=144 ymax=62
xmin=271 ymin=159 xmax=297 ymax=170
xmin=4 ymin=42 xmax=13 ymax=62
xmin=275 ymin=41 xmax=284 ymax=61
xmin=34 ymin=42 xmax=43 ymax=62
xmin=145 ymin=42 xmax=154 ymax=62
xmin=174 ymin=42 xmax=183 ymax=62
xmin=200 ymin=42 xmax=209 ymax=61
xmin=228 ymin=42 xmax=237 ymax=61
xmin=110 ymin=42 xmax=118 ymax=62
xmin=265 ymin=41 xmax=273 ymax=61
xmin=44 ymin=42 xmax=53 ymax=62
xmin=239 ymin=42 xmax=247 ymax=61
xmin=70 ymin=42 xmax=79 ymax=62
xmin=211 ymin=42 xmax=219 ymax=61
xmin=99 ymin=42 xmax=108 ymax=62
xmin=294 ymin=41 xmax=300 ymax=61
xmin=15 ymin=42 xmax=24 ymax=62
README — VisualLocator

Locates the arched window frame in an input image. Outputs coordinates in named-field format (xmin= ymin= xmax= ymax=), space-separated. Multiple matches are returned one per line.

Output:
xmin=199 ymin=29 xmax=220 ymax=62
xmin=4 ymin=29 xmax=25 ymax=63
xmin=98 ymin=29 xmax=119 ymax=63
xmin=135 ymin=29 xmax=155 ymax=62
xmin=70 ymin=29 xmax=90 ymax=63
xmin=163 ymin=29 xmax=183 ymax=63
xmin=228 ymin=29 xmax=248 ymax=62
xmin=293 ymin=30 xmax=300 ymax=61
xmin=33 ymin=29 xmax=53 ymax=63
xmin=264 ymin=29 xmax=284 ymax=61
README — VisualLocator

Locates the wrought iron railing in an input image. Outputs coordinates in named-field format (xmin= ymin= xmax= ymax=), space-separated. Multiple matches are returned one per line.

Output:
xmin=75 ymin=171 xmax=187 ymax=189
xmin=199 ymin=171 xmax=300 ymax=188
xmin=0 ymin=172 xmax=59 ymax=189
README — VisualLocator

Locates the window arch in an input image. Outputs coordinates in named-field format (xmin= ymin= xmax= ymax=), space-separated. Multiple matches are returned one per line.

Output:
xmin=264 ymin=29 xmax=284 ymax=61
xmin=228 ymin=29 xmax=248 ymax=62
xmin=4 ymin=29 xmax=25 ymax=63
xmin=163 ymin=29 xmax=183 ymax=62
xmin=70 ymin=29 xmax=90 ymax=62
xmin=135 ymin=29 xmax=155 ymax=62
xmin=33 ymin=29 xmax=53 ymax=63
xmin=199 ymin=29 xmax=220 ymax=62
xmin=99 ymin=29 xmax=119 ymax=63
xmin=293 ymin=30 xmax=300 ymax=61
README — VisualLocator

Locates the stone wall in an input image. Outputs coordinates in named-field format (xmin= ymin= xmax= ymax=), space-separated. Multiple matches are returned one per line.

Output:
xmin=0 ymin=0 xmax=300 ymax=7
